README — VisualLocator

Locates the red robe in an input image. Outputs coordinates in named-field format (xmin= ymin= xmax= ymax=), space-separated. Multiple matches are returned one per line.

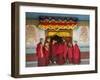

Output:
xmin=43 ymin=46 xmax=50 ymax=66
xmin=36 ymin=43 xmax=45 ymax=66
xmin=63 ymin=43 xmax=68 ymax=61
xmin=50 ymin=43 xmax=57 ymax=63
xmin=48 ymin=43 xmax=52 ymax=61
xmin=73 ymin=44 xmax=80 ymax=64
xmin=67 ymin=46 xmax=73 ymax=63
xmin=56 ymin=44 xmax=66 ymax=65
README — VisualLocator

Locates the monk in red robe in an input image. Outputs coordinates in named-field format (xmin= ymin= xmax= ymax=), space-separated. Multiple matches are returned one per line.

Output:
xmin=43 ymin=41 xmax=50 ymax=66
xmin=55 ymin=37 xmax=67 ymax=65
xmin=45 ymin=37 xmax=52 ymax=63
xmin=56 ymin=44 xmax=66 ymax=65
xmin=73 ymin=41 xmax=80 ymax=64
xmin=67 ymin=42 xmax=73 ymax=64
xmin=36 ymin=38 xmax=45 ymax=66
xmin=50 ymin=39 xmax=57 ymax=64
xmin=63 ymin=39 xmax=68 ymax=62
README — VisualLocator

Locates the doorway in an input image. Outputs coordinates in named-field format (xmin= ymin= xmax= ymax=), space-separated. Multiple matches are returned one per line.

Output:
xmin=45 ymin=29 xmax=73 ymax=43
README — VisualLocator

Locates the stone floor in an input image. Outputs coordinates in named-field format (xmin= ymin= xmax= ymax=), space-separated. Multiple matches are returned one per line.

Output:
xmin=26 ymin=59 xmax=89 ymax=67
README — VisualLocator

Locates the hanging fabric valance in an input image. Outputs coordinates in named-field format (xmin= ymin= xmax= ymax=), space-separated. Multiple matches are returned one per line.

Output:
xmin=38 ymin=16 xmax=78 ymax=30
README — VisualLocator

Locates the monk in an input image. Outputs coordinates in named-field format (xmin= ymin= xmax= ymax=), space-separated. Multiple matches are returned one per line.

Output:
xmin=55 ymin=37 xmax=66 ymax=65
xmin=50 ymin=39 xmax=57 ymax=64
xmin=63 ymin=39 xmax=68 ymax=62
xmin=36 ymin=38 xmax=45 ymax=66
xmin=73 ymin=41 xmax=81 ymax=64
xmin=45 ymin=37 xmax=52 ymax=63
xmin=67 ymin=42 xmax=73 ymax=64
xmin=43 ymin=41 xmax=50 ymax=66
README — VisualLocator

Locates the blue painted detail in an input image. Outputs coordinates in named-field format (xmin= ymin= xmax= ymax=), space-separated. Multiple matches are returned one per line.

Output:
xmin=26 ymin=12 xmax=89 ymax=21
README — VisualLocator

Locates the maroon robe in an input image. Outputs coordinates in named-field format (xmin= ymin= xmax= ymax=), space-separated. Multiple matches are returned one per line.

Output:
xmin=67 ymin=46 xmax=73 ymax=63
xmin=56 ymin=44 xmax=66 ymax=65
xmin=49 ymin=42 xmax=53 ymax=62
xmin=50 ymin=43 xmax=57 ymax=63
xmin=43 ymin=46 xmax=50 ymax=66
xmin=73 ymin=44 xmax=80 ymax=64
xmin=63 ymin=43 xmax=68 ymax=61
xmin=36 ymin=43 xmax=45 ymax=66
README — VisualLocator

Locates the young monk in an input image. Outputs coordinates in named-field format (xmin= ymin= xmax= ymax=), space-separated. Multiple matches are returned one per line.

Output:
xmin=73 ymin=41 xmax=81 ymax=64
xmin=55 ymin=37 xmax=66 ymax=65
xmin=36 ymin=38 xmax=45 ymax=66
xmin=67 ymin=42 xmax=73 ymax=64
xmin=45 ymin=37 xmax=52 ymax=63
xmin=63 ymin=39 xmax=68 ymax=62
xmin=50 ymin=39 xmax=57 ymax=64
xmin=43 ymin=41 xmax=50 ymax=66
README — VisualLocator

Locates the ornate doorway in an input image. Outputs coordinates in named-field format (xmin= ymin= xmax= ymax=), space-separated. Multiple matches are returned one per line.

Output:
xmin=45 ymin=29 xmax=72 ymax=43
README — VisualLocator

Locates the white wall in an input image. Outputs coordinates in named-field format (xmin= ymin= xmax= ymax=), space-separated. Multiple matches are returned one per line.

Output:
xmin=0 ymin=0 xmax=100 ymax=80
xmin=73 ymin=25 xmax=89 ymax=52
